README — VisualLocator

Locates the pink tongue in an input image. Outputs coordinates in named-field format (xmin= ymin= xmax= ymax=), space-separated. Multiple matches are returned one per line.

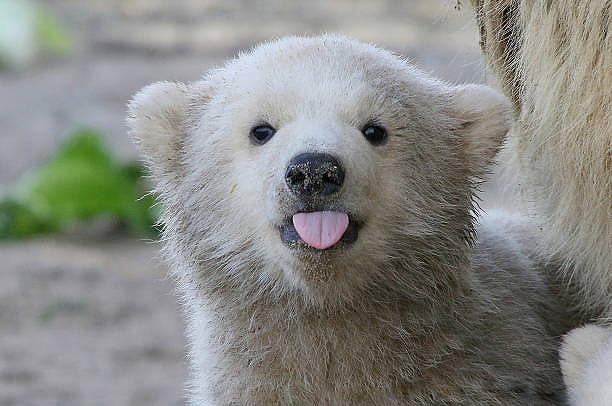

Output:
xmin=292 ymin=211 xmax=349 ymax=250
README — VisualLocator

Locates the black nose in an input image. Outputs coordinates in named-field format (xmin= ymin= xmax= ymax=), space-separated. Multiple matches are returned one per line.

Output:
xmin=285 ymin=153 xmax=345 ymax=197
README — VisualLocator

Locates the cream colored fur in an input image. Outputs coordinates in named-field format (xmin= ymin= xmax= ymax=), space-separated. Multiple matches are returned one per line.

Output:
xmin=128 ymin=35 xmax=575 ymax=405
xmin=472 ymin=0 xmax=611 ymax=316
xmin=471 ymin=1 xmax=611 ymax=403
xmin=560 ymin=325 xmax=612 ymax=405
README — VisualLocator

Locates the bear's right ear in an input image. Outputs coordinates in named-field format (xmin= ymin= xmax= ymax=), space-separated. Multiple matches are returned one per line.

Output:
xmin=448 ymin=84 xmax=513 ymax=176
xmin=127 ymin=81 xmax=192 ymax=176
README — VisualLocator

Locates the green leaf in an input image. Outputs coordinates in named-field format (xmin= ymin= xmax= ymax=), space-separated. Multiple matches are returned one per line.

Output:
xmin=0 ymin=198 xmax=57 ymax=239
xmin=0 ymin=128 xmax=159 ymax=239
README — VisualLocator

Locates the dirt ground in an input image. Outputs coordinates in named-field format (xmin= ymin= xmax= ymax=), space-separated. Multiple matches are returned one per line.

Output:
xmin=0 ymin=1 xmax=496 ymax=405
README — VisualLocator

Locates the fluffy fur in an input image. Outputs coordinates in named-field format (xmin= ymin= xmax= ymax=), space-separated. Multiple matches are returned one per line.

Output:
xmin=128 ymin=35 xmax=575 ymax=405
xmin=470 ymin=1 xmax=611 ymax=402
xmin=560 ymin=325 xmax=612 ymax=405
xmin=470 ymin=0 xmax=610 ymax=315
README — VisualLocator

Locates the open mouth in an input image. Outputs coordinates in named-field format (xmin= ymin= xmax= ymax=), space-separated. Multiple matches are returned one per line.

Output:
xmin=280 ymin=211 xmax=360 ymax=250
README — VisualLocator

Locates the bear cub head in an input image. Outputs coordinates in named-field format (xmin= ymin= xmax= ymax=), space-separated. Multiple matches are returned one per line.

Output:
xmin=128 ymin=35 xmax=511 ymax=304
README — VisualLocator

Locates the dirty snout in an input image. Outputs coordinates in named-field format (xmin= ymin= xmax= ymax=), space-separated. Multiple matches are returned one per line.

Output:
xmin=280 ymin=152 xmax=359 ymax=250
xmin=285 ymin=152 xmax=345 ymax=197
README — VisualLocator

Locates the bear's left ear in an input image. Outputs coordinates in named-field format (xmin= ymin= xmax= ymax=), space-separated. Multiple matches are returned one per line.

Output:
xmin=449 ymin=84 xmax=513 ymax=175
xmin=127 ymin=81 xmax=193 ymax=177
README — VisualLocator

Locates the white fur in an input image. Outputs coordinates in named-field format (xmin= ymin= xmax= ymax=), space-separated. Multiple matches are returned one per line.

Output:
xmin=561 ymin=326 xmax=612 ymax=406
xmin=471 ymin=2 xmax=611 ymax=403
xmin=129 ymin=35 xmax=573 ymax=405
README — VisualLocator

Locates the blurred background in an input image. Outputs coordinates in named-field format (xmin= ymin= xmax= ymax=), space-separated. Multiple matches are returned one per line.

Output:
xmin=0 ymin=1 xmax=488 ymax=405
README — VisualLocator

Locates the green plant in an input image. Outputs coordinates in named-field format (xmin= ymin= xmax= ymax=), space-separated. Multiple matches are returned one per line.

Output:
xmin=0 ymin=128 xmax=159 ymax=239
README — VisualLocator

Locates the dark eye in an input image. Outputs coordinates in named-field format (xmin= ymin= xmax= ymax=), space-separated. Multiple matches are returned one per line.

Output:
xmin=361 ymin=124 xmax=387 ymax=145
xmin=250 ymin=124 xmax=276 ymax=145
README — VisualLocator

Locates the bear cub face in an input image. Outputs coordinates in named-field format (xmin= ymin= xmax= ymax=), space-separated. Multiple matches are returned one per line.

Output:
xmin=128 ymin=35 xmax=511 ymax=302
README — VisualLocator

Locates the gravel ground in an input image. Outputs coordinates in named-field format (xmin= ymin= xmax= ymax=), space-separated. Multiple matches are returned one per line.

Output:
xmin=0 ymin=237 xmax=186 ymax=406
xmin=0 ymin=2 xmax=501 ymax=405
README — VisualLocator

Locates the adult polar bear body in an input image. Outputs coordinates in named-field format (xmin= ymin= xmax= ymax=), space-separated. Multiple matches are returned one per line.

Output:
xmin=470 ymin=1 xmax=611 ymax=404
xmin=129 ymin=36 xmax=572 ymax=405
xmin=471 ymin=0 xmax=610 ymax=316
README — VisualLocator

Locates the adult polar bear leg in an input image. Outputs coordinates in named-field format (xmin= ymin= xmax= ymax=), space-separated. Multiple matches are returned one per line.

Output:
xmin=560 ymin=326 xmax=612 ymax=406
xmin=470 ymin=1 xmax=611 ymax=404
xmin=469 ymin=0 xmax=611 ymax=317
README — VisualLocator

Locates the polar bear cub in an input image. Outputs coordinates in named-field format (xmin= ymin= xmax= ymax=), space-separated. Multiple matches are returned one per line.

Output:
xmin=128 ymin=35 xmax=573 ymax=405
